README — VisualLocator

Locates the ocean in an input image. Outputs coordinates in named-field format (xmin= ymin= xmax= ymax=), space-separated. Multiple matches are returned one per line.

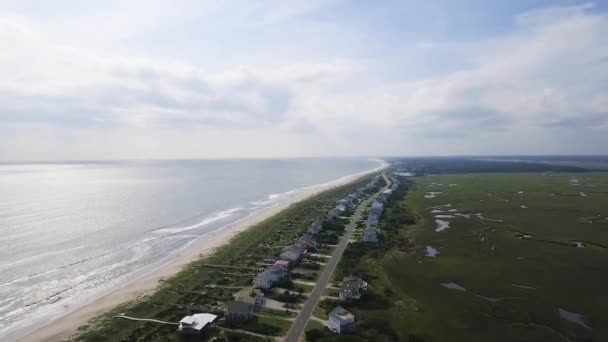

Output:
xmin=0 ymin=158 xmax=381 ymax=339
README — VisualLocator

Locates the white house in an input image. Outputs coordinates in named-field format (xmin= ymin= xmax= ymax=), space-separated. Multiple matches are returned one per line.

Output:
xmin=178 ymin=313 xmax=217 ymax=335
xmin=329 ymin=306 xmax=355 ymax=334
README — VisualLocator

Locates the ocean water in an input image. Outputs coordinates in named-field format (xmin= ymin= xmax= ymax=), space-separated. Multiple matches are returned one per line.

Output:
xmin=0 ymin=158 xmax=381 ymax=338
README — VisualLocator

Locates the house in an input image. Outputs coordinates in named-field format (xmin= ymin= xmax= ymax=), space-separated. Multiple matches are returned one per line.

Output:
xmin=337 ymin=198 xmax=350 ymax=206
xmin=336 ymin=204 xmax=347 ymax=213
xmin=296 ymin=235 xmax=317 ymax=250
xmin=280 ymin=245 xmax=305 ymax=262
xmin=366 ymin=213 xmax=379 ymax=228
xmin=253 ymin=264 xmax=288 ymax=289
xmin=339 ymin=276 xmax=368 ymax=300
xmin=274 ymin=259 xmax=290 ymax=269
xmin=178 ymin=313 xmax=217 ymax=335
xmin=234 ymin=287 xmax=264 ymax=307
xmin=382 ymin=189 xmax=393 ymax=197
xmin=329 ymin=306 xmax=355 ymax=334
xmin=307 ymin=220 xmax=323 ymax=235
xmin=327 ymin=209 xmax=339 ymax=220
xmin=362 ymin=228 xmax=378 ymax=243
xmin=370 ymin=202 xmax=384 ymax=216
xmin=227 ymin=301 xmax=255 ymax=320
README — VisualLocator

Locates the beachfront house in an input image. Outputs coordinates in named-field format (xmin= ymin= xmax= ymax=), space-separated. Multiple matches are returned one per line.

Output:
xmin=337 ymin=198 xmax=350 ymax=207
xmin=274 ymin=259 xmax=290 ymax=268
xmin=327 ymin=208 xmax=340 ymax=220
xmin=329 ymin=306 xmax=356 ymax=334
xmin=339 ymin=276 xmax=368 ymax=301
xmin=227 ymin=301 xmax=255 ymax=321
xmin=234 ymin=287 xmax=264 ymax=308
xmin=253 ymin=264 xmax=288 ymax=289
xmin=296 ymin=235 xmax=317 ymax=250
xmin=362 ymin=228 xmax=378 ymax=243
xmin=370 ymin=202 xmax=384 ymax=216
xmin=307 ymin=220 xmax=323 ymax=235
xmin=280 ymin=245 xmax=305 ymax=262
xmin=178 ymin=313 xmax=217 ymax=335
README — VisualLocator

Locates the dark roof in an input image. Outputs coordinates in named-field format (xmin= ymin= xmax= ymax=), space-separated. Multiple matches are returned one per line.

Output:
xmin=330 ymin=306 xmax=354 ymax=319
xmin=227 ymin=301 xmax=252 ymax=314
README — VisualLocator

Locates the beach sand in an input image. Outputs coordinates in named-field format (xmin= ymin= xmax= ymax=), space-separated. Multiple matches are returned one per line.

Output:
xmin=19 ymin=162 xmax=386 ymax=342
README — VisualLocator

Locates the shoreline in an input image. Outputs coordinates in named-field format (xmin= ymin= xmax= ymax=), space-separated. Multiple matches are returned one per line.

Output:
xmin=19 ymin=160 xmax=387 ymax=342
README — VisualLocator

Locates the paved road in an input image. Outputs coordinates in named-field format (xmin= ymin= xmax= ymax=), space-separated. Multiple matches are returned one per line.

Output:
xmin=283 ymin=174 xmax=390 ymax=342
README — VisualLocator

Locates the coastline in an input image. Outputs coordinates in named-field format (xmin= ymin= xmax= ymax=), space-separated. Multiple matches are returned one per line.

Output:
xmin=19 ymin=160 xmax=387 ymax=342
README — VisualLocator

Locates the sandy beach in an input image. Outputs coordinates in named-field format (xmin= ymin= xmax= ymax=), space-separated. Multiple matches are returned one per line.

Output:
xmin=19 ymin=161 xmax=386 ymax=342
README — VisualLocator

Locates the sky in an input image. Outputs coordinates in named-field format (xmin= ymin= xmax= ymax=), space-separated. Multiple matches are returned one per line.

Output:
xmin=1 ymin=0 xmax=607 ymax=161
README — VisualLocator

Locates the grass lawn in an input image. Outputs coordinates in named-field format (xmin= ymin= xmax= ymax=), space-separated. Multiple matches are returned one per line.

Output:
xmin=313 ymin=304 xmax=329 ymax=320
xmin=256 ymin=314 xmax=292 ymax=334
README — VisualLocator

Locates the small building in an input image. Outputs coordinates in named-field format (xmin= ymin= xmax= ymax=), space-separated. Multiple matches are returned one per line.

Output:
xmin=253 ymin=264 xmax=288 ymax=289
xmin=234 ymin=287 xmax=264 ymax=307
xmin=178 ymin=313 xmax=217 ymax=335
xmin=227 ymin=301 xmax=255 ymax=321
xmin=280 ymin=245 xmax=305 ymax=262
xmin=339 ymin=276 xmax=368 ymax=301
xmin=336 ymin=204 xmax=347 ymax=213
xmin=362 ymin=228 xmax=378 ymax=243
xmin=329 ymin=306 xmax=355 ymax=334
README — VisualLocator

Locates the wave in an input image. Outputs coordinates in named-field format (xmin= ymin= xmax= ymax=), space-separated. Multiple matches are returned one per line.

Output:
xmin=150 ymin=207 xmax=243 ymax=235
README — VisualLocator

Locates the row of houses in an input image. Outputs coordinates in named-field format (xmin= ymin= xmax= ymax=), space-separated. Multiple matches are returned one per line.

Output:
xmin=362 ymin=177 xmax=399 ymax=243
xmin=252 ymin=219 xmax=322 ymax=290
xmin=327 ymin=276 xmax=369 ymax=333
xmin=175 ymin=175 xmax=386 ymax=336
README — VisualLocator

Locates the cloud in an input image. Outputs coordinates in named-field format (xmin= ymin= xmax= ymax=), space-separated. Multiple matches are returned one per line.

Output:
xmin=0 ymin=2 xmax=607 ymax=160
xmin=0 ymin=12 xmax=358 ymax=131
xmin=289 ymin=3 xmax=608 ymax=145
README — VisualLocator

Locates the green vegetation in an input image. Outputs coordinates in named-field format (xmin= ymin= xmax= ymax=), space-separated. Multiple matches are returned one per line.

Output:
xmin=314 ymin=172 xmax=608 ymax=342
xmin=70 ymin=174 xmax=378 ymax=342
xmin=390 ymin=158 xmax=591 ymax=173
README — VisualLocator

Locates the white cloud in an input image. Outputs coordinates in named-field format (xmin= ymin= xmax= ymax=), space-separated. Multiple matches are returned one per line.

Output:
xmin=0 ymin=2 xmax=607 ymax=160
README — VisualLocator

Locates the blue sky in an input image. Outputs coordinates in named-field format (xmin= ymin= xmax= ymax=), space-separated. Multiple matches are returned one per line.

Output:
xmin=0 ymin=0 xmax=607 ymax=160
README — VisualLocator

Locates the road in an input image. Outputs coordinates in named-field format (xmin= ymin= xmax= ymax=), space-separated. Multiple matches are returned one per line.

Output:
xmin=283 ymin=173 xmax=390 ymax=342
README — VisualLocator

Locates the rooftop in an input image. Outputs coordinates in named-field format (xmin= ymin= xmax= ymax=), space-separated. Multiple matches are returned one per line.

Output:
xmin=179 ymin=313 xmax=217 ymax=331
xmin=330 ymin=306 xmax=355 ymax=320
xmin=227 ymin=301 xmax=252 ymax=315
